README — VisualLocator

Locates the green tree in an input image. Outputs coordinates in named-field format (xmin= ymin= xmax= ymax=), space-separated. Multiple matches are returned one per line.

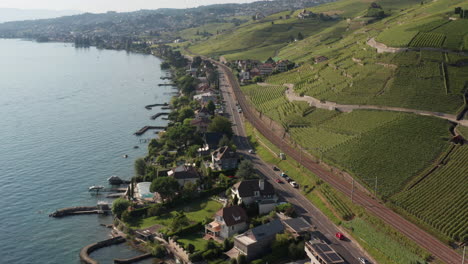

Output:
xmin=218 ymin=134 xmax=233 ymax=148
xmin=288 ymin=241 xmax=305 ymax=259
xmin=171 ymin=211 xmax=190 ymax=231
xmin=183 ymin=181 xmax=198 ymax=199
xmin=230 ymin=258 xmax=238 ymax=264
xmin=150 ymin=177 xmax=180 ymax=201
xmin=237 ymin=254 xmax=247 ymax=264
xmin=134 ymin=158 xmax=147 ymax=177
xmin=208 ymin=116 xmax=233 ymax=138
xmin=253 ymin=76 xmax=263 ymax=83
xmin=156 ymin=155 xmax=166 ymax=167
xmin=187 ymin=243 xmax=195 ymax=254
xmin=297 ymin=32 xmax=304 ymax=40
xmin=112 ymin=198 xmax=131 ymax=218
xmin=187 ymin=144 xmax=201 ymax=158
xmin=177 ymin=107 xmax=195 ymax=122
xmin=272 ymin=233 xmax=291 ymax=258
xmin=207 ymin=100 xmax=216 ymax=115
xmin=235 ymin=160 xmax=256 ymax=179
xmin=151 ymin=244 xmax=166 ymax=258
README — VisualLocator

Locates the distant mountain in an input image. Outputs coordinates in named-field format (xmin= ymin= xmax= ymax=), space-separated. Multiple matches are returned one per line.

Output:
xmin=0 ymin=8 xmax=82 ymax=23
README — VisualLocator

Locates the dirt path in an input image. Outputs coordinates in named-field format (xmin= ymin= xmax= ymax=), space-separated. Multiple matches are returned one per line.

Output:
xmin=265 ymin=82 xmax=468 ymax=127
xmin=367 ymin=37 xmax=468 ymax=55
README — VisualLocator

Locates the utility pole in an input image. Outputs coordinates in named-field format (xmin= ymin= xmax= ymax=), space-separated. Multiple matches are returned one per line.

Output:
xmin=374 ymin=177 xmax=378 ymax=197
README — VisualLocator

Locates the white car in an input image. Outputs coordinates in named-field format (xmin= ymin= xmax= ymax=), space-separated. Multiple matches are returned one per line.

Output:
xmin=290 ymin=181 xmax=298 ymax=188
xmin=248 ymin=149 xmax=255 ymax=154
xmin=358 ymin=257 xmax=368 ymax=264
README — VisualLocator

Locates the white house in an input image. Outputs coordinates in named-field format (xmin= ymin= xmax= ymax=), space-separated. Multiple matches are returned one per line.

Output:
xmin=205 ymin=205 xmax=248 ymax=240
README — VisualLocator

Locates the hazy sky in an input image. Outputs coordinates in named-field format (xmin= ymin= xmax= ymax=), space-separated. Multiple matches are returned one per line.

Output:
xmin=0 ymin=0 xmax=259 ymax=13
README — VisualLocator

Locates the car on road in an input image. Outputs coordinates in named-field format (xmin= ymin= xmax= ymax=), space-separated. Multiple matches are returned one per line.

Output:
xmin=275 ymin=179 xmax=283 ymax=183
xmin=238 ymin=109 xmax=242 ymax=113
xmin=248 ymin=149 xmax=255 ymax=154
xmin=358 ymin=257 xmax=368 ymax=264
xmin=284 ymin=176 xmax=291 ymax=182
xmin=280 ymin=172 xmax=288 ymax=178
xmin=335 ymin=232 xmax=345 ymax=240
xmin=290 ymin=181 xmax=298 ymax=188
xmin=273 ymin=166 xmax=279 ymax=171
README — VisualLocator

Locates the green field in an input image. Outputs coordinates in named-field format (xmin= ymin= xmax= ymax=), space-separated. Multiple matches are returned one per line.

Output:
xmin=241 ymin=80 xmax=452 ymax=198
xmin=131 ymin=199 xmax=222 ymax=229
xmin=392 ymin=145 xmax=468 ymax=242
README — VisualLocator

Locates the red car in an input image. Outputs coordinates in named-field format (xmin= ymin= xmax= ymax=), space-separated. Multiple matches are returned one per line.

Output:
xmin=275 ymin=179 xmax=283 ymax=183
xmin=335 ymin=232 xmax=345 ymax=240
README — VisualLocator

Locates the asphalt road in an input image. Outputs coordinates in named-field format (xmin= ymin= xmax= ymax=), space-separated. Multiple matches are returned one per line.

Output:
xmin=217 ymin=68 xmax=369 ymax=264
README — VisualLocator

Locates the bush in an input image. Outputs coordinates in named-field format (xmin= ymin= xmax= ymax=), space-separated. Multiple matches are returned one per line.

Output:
xmin=189 ymin=252 xmax=203 ymax=262
xmin=151 ymin=244 xmax=166 ymax=258
xmin=112 ymin=198 xmax=131 ymax=218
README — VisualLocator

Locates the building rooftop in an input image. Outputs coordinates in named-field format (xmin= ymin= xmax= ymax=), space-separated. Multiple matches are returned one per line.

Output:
xmin=216 ymin=205 xmax=248 ymax=226
xmin=282 ymin=217 xmax=311 ymax=234
xmin=306 ymin=240 xmax=345 ymax=264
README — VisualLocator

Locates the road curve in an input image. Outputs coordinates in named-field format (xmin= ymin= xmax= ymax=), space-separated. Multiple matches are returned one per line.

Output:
xmin=276 ymin=83 xmax=468 ymax=127
xmin=215 ymin=61 xmax=463 ymax=264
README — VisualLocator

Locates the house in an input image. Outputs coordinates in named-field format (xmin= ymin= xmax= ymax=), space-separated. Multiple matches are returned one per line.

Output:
xmin=282 ymin=217 xmax=312 ymax=237
xmin=239 ymin=70 xmax=250 ymax=81
xmin=193 ymin=92 xmax=216 ymax=104
xmin=196 ymin=106 xmax=211 ymax=119
xmin=191 ymin=117 xmax=211 ymax=133
xmin=198 ymin=132 xmax=224 ymax=155
xmin=305 ymin=239 xmax=345 ymax=264
xmin=211 ymin=146 xmax=239 ymax=171
xmin=259 ymin=63 xmax=274 ymax=76
xmin=314 ymin=56 xmax=329 ymax=64
xmin=231 ymin=179 xmax=277 ymax=206
xmin=205 ymin=205 xmax=248 ymax=240
xmin=275 ymin=60 xmax=289 ymax=72
xmin=168 ymin=165 xmax=200 ymax=187
xmin=298 ymin=9 xmax=314 ymax=19
xmin=232 ymin=219 xmax=284 ymax=260
xmin=250 ymin=68 xmax=261 ymax=78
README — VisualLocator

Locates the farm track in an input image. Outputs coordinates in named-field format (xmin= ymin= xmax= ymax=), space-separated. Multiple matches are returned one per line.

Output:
xmin=275 ymin=83 xmax=468 ymax=127
xmin=215 ymin=61 xmax=463 ymax=264
xmin=367 ymin=37 xmax=468 ymax=55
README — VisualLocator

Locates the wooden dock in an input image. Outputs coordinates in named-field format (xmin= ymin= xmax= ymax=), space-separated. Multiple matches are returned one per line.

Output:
xmin=158 ymin=83 xmax=175 ymax=86
xmin=144 ymin=103 xmax=168 ymax=110
xmin=134 ymin=126 xmax=166 ymax=136
xmin=150 ymin=112 xmax=170 ymax=120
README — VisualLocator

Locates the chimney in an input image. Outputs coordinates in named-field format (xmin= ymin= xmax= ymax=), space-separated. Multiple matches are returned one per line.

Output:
xmin=259 ymin=179 xmax=265 ymax=191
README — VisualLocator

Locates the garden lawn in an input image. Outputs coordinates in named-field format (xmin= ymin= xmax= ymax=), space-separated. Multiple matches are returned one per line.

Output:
xmin=134 ymin=199 xmax=222 ymax=229
xmin=178 ymin=233 xmax=212 ymax=252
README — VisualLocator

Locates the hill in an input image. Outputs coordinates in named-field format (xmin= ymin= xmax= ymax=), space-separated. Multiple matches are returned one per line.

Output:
xmin=0 ymin=8 xmax=81 ymax=23
xmin=189 ymin=0 xmax=468 ymax=245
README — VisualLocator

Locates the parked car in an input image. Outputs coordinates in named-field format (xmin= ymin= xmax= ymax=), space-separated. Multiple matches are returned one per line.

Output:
xmin=335 ymin=232 xmax=345 ymax=240
xmin=290 ymin=181 xmax=298 ymax=188
xmin=248 ymin=149 xmax=255 ymax=154
xmin=358 ymin=257 xmax=368 ymax=264
xmin=275 ymin=179 xmax=283 ymax=183
xmin=273 ymin=166 xmax=279 ymax=171
xmin=284 ymin=176 xmax=291 ymax=182
xmin=280 ymin=172 xmax=288 ymax=178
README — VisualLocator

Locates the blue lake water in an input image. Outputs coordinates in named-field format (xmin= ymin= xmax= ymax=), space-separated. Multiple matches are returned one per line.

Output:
xmin=0 ymin=39 xmax=173 ymax=263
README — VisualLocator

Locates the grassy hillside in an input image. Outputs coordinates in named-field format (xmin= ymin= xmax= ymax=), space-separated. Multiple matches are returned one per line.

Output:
xmin=194 ymin=0 xmax=468 ymax=244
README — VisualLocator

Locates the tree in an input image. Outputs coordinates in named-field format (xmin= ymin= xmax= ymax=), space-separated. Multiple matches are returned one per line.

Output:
xmin=230 ymin=258 xmax=238 ymax=264
xmin=183 ymin=181 xmax=198 ymax=199
xmin=207 ymin=100 xmax=216 ymax=115
xmin=208 ymin=116 xmax=233 ymax=138
xmin=187 ymin=144 xmax=201 ymax=158
xmin=237 ymin=254 xmax=247 ymax=264
xmin=134 ymin=158 xmax=147 ymax=177
xmin=218 ymin=134 xmax=233 ymax=148
xmin=253 ymin=76 xmax=263 ymax=83
xmin=187 ymin=243 xmax=195 ymax=254
xmin=171 ymin=211 xmax=190 ymax=231
xmin=177 ymin=107 xmax=195 ymax=122
xmin=152 ymin=244 xmax=166 ymax=258
xmin=297 ymin=32 xmax=304 ymax=40
xmin=272 ymin=233 xmax=290 ymax=258
xmin=156 ymin=155 xmax=166 ymax=167
xmin=150 ymin=177 xmax=180 ymax=201
xmin=235 ymin=160 xmax=256 ymax=179
xmin=192 ymin=56 xmax=202 ymax=68
xmin=288 ymin=241 xmax=305 ymax=259
xmin=112 ymin=198 xmax=131 ymax=218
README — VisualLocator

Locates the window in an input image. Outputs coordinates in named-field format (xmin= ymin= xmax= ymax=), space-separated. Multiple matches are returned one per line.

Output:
xmin=232 ymin=226 xmax=234 ymax=230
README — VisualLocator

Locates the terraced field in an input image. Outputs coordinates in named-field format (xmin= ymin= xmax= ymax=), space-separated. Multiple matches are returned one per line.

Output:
xmin=392 ymin=145 xmax=468 ymax=242
xmin=240 ymin=81 xmax=452 ymax=198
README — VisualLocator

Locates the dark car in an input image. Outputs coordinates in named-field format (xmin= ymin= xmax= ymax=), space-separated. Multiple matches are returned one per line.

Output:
xmin=273 ymin=166 xmax=279 ymax=171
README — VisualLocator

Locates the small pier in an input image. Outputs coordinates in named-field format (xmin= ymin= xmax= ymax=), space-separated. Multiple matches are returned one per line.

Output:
xmin=160 ymin=76 xmax=172 ymax=80
xmin=80 ymin=236 xmax=126 ymax=264
xmin=144 ymin=103 xmax=168 ymax=110
xmin=150 ymin=112 xmax=170 ymax=120
xmin=134 ymin=126 xmax=166 ymax=136
xmin=158 ymin=83 xmax=175 ymax=86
